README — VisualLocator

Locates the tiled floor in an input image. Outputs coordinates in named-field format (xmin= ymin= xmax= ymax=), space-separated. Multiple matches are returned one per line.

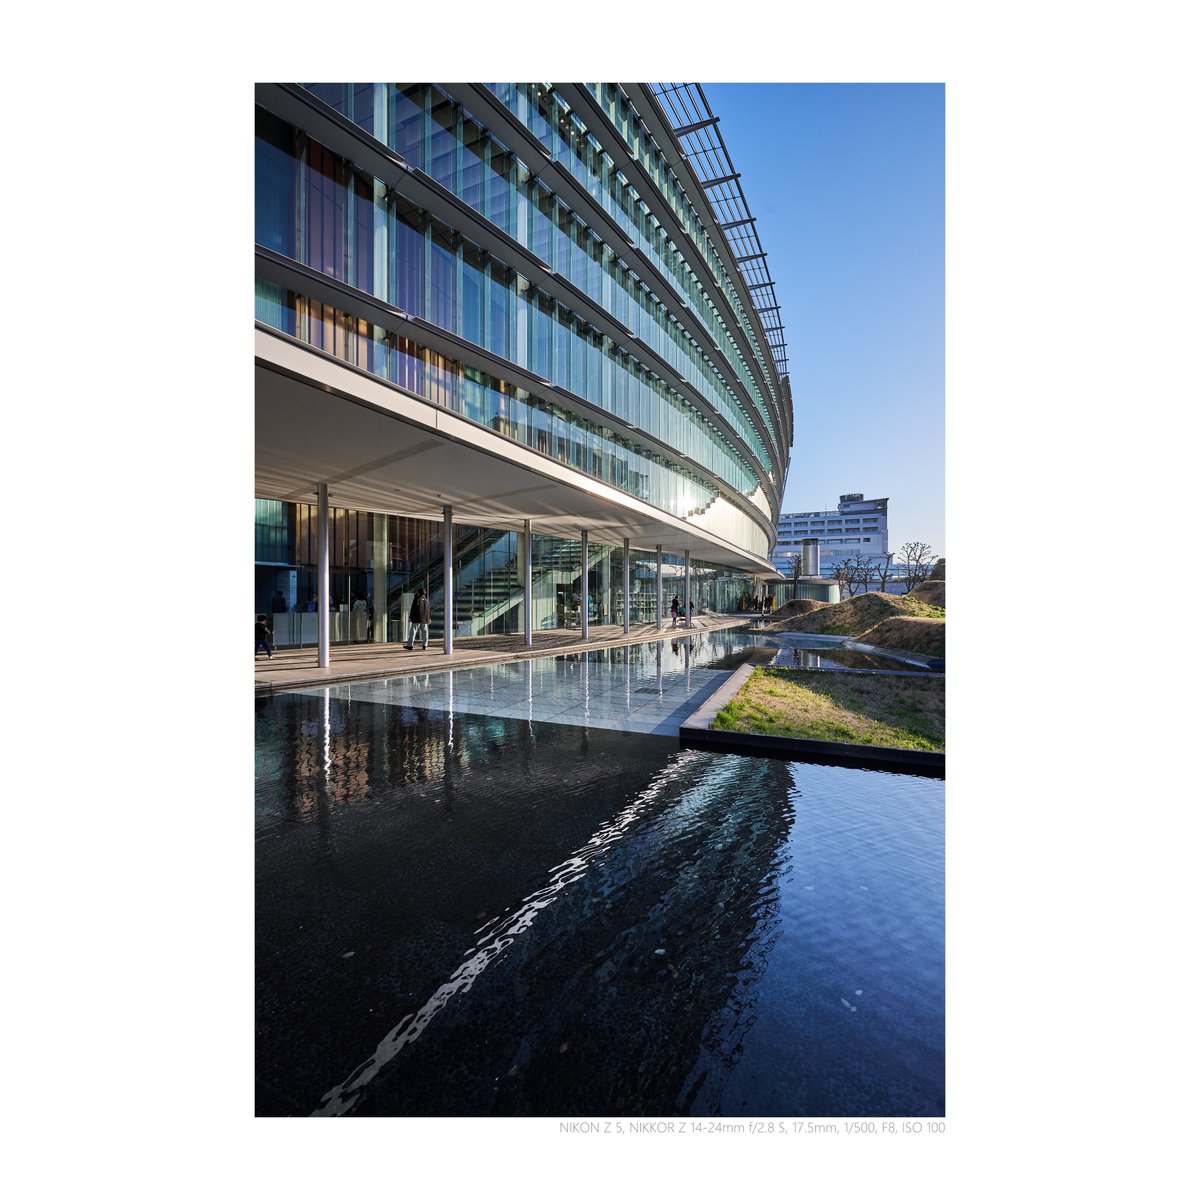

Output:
xmin=287 ymin=639 xmax=736 ymax=737
xmin=255 ymin=614 xmax=747 ymax=693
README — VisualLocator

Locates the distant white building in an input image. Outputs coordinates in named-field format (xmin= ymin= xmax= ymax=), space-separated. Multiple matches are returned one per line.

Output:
xmin=770 ymin=493 xmax=889 ymax=576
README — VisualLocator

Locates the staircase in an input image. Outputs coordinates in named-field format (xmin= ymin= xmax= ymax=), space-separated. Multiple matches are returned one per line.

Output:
xmin=390 ymin=534 xmax=615 ymax=639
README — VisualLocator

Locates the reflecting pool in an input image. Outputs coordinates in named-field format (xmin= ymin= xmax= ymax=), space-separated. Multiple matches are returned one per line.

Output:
xmin=256 ymin=637 xmax=944 ymax=1117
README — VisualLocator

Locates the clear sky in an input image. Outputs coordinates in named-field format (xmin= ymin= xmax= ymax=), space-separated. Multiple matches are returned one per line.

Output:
xmin=704 ymin=83 xmax=945 ymax=556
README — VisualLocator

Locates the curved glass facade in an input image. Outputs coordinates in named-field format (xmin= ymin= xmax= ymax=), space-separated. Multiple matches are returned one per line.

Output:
xmin=255 ymin=82 xmax=791 ymax=575
xmin=302 ymin=82 xmax=783 ymax=472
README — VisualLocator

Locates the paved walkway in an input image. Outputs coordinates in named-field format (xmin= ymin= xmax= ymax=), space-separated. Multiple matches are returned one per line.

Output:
xmin=254 ymin=613 xmax=749 ymax=693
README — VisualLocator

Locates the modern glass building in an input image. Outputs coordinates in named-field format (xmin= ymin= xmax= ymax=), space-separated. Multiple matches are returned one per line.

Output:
xmin=255 ymin=83 xmax=794 ymax=651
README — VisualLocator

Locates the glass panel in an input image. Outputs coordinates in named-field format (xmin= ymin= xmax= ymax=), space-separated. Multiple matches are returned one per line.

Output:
xmin=254 ymin=108 xmax=298 ymax=257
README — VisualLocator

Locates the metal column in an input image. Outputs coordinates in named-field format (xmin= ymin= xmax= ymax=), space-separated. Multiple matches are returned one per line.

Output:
xmin=655 ymin=545 xmax=663 ymax=631
xmin=443 ymin=503 xmax=454 ymax=656
xmin=622 ymin=537 xmax=630 ymax=635
xmin=684 ymin=549 xmax=692 ymax=628
xmin=317 ymin=482 xmax=330 ymax=668
xmin=523 ymin=519 xmax=533 ymax=648
xmin=580 ymin=529 xmax=589 ymax=641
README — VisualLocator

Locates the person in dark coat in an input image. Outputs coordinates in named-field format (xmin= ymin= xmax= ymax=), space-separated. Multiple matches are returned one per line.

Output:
xmin=255 ymin=616 xmax=273 ymax=660
xmin=406 ymin=587 xmax=431 ymax=651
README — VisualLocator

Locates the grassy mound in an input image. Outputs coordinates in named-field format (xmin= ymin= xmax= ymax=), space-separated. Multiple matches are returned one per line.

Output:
xmin=907 ymin=580 xmax=945 ymax=609
xmin=773 ymin=590 xmax=942 ymax=636
xmin=858 ymin=616 xmax=945 ymax=657
xmin=910 ymin=580 xmax=945 ymax=608
xmin=764 ymin=598 xmax=829 ymax=626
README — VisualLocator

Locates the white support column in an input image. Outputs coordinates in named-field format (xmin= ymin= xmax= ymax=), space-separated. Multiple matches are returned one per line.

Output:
xmin=580 ymin=529 xmax=589 ymax=641
xmin=523 ymin=518 xmax=533 ymax=648
xmin=372 ymin=513 xmax=388 ymax=643
xmin=684 ymin=549 xmax=692 ymax=628
xmin=317 ymin=482 xmax=330 ymax=667
xmin=622 ymin=537 xmax=630 ymax=635
xmin=655 ymin=545 xmax=663 ymax=631
xmin=443 ymin=503 xmax=454 ymax=656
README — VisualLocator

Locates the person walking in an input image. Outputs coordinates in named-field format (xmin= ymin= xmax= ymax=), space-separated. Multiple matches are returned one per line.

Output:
xmin=352 ymin=592 xmax=368 ymax=643
xmin=255 ymin=616 xmax=273 ymax=660
xmin=670 ymin=594 xmax=681 ymax=627
xmin=406 ymin=587 xmax=431 ymax=651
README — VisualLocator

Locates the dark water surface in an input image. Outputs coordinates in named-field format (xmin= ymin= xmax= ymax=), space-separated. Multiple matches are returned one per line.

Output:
xmin=256 ymin=679 xmax=944 ymax=1117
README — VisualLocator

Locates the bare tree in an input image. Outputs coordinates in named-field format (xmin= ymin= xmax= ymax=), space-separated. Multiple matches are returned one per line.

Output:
xmin=789 ymin=552 xmax=805 ymax=600
xmin=834 ymin=557 xmax=859 ymax=598
xmin=874 ymin=552 xmax=894 ymax=594
xmin=850 ymin=551 xmax=874 ymax=595
xmin=898 ymin=541 xmax=936 ymax=592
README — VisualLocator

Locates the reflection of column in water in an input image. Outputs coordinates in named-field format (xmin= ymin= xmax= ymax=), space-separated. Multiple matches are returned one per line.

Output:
xmin=526 ymin=657 xmax=534 ymax=729
xmin=441 ymin=680 xmax=454 ymax=812
xmin=684 ymin=638 xmax=691 ymax=690
xmin=315 ymin=688 xmax=334 ymax=833
xmin=322 ymin=688 xmax=332 ymax=783
xmin=624 ymin=644 xmax=631 ymax=712
xmin=656 ymin=639 xmax=663 ymax=695
xmin=582 ymin=654 xmax=590 ymax=721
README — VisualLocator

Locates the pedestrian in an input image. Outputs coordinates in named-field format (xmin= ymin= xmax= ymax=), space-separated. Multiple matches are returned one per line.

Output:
xmin=352 ymin=592 xmax=368 ymax=643
xmin=406 ymin=587 xmax=431 ymax=651
xmin=670 ymin=594 xmax=680 ymax=627
xmin=255 ymin=615 xmax=273 ymax=660
xmin=270 ymin=590 xmax=287 ymax=614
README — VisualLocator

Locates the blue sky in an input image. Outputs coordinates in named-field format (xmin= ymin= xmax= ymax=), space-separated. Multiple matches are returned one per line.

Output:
xmin=704 ymin=83 xmax=945 ymax=556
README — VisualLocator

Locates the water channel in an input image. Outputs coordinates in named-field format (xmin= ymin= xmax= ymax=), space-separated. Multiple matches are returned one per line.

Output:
xmin=256 ymin=627 xmax=944 ymax=1116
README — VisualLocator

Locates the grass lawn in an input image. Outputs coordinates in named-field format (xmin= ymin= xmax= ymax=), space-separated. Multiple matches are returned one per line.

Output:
xmin=712 ymin=667 xmax=945 ymax=752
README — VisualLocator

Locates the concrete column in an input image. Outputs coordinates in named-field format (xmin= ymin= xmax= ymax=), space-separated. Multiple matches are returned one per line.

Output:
xmin=443 ymin=503 xmax=454 ymax=655
xmin=580 ymin=529 xmax=589 ymax=641
xmin=622 ymin=537 xmax=630 ymax=635
xmin=317 ymin=482 xmax=330 ymax=667
xmin=523 ymin=518 xmax=533 ymax=647
xmin=684 ymin=549 xmax=692 ymax=629
xmin=599 ymin=548 xmax=611 ymax=625
xmin=655 ymin=545 xmax=663 ymax=631
xmin=372 ymin=513 xmax=388 ymax=643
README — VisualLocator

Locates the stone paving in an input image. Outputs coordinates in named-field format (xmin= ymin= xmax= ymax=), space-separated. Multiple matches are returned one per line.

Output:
xmin=254 ymin=612 xmax=748 ymax=693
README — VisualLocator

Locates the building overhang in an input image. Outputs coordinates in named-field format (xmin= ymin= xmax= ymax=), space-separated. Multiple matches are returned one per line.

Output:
xmin=256 ymin=328 xmax=783 ymax=579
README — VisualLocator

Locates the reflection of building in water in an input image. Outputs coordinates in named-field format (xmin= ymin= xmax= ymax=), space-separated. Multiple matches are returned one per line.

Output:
xmin=256 ymin=690 xmax=797 ymax=1116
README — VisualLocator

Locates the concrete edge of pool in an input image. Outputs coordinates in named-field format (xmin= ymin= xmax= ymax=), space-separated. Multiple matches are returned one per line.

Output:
xmin=680 ymin=663 xmax=947 ymax=778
